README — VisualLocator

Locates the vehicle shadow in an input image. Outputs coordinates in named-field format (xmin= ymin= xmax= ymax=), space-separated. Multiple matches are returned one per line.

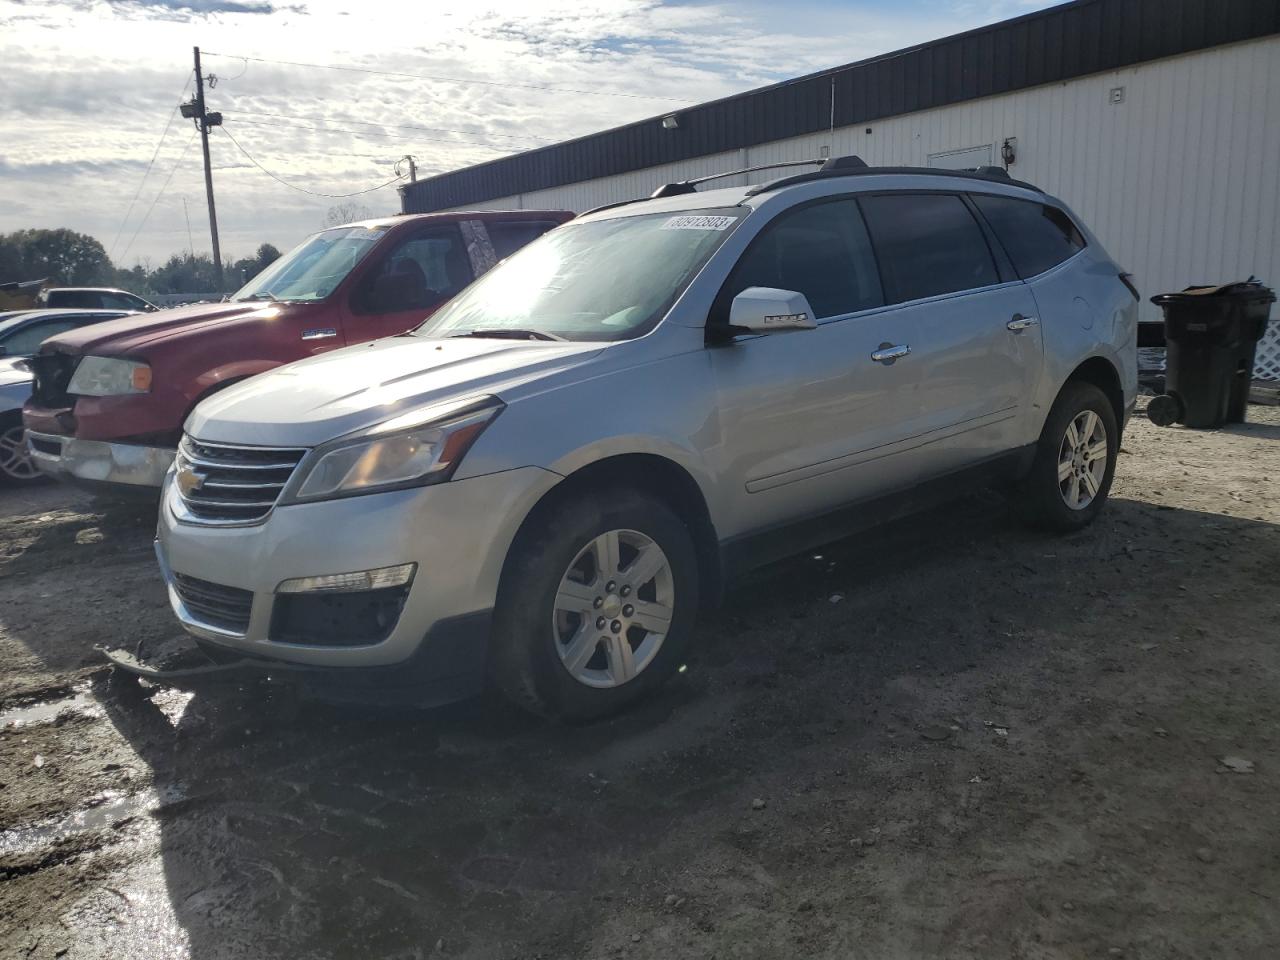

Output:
xmin=81 ymin=493 xmax=1280 ymax=958
xmin=1223 ymin=419 xmax=1280 ymax=441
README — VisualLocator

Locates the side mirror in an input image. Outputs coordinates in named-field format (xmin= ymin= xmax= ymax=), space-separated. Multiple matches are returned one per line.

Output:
xmin=728 ymin=287 xmax=817 ymax=334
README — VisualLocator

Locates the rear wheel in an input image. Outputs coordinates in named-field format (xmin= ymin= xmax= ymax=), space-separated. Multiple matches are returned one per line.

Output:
xmin=491 ymin=488 xmax=699 ymax=720
xmin=0 ymin=414 xmax=43 ymax=487
xmin=1016 ymin=380 xmax=1118 ymax=532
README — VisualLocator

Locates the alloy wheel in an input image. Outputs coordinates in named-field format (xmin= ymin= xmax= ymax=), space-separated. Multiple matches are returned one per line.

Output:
xmin=0 ymin=425 xmax=39 ymax=482
xmin=1057 ymin=409 xmax=1108 ymax=510
xmin=551 ymin=528 xmax=674 ymax=688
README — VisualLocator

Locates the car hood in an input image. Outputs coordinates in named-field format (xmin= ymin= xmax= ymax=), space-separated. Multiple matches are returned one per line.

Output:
xmin=186 ymin=335 xmax=605 ymax=447
xmin=0 ymin=357 xmax=32 ymax=389
xmin=40 ymin=300 xmax=290 ymax=356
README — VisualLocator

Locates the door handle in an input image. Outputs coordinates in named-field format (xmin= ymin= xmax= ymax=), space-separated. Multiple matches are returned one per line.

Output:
xmin=871 ymin=343 xmax=911 ymax=364
xmin=1007 ymin=314 xmax=1039 ymax=331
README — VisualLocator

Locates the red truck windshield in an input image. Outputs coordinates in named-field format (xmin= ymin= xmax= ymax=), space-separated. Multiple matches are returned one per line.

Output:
xmin=231 ymin=225 xmax=388 ymax=303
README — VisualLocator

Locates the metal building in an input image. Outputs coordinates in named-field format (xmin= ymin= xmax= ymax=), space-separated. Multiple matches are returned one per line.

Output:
xmin=400 ymin=0 xmax=1280 ymax=346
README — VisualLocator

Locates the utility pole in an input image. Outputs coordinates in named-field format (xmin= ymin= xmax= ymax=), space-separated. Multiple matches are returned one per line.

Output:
xmin=404 ymin=155 xmax=417 ymax=182
xmin=190 ymin=46 xmax=223 ymax=289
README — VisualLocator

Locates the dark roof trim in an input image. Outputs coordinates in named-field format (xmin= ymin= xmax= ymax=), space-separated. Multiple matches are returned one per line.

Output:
xmin=745 ymin=161 xmax=1044 ymax=197
xmin=401 ymin=0 xmax=1280 ymax=214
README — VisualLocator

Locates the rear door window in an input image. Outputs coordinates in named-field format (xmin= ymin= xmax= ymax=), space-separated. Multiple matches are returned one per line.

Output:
xmin=721 ymin=198 xmax=883 ymax=320
xmin=971 ymin=195 xmax=1086 ymax=278
xmin=858 ymin=193 xmax=1000 ymax=304
xmin=47 ymin=291 xmax=99 ymax=308
xmin=1 ymin=317 xmax=87 ymax=355
xmin=486 ymin=220 xmax=563 ymax=260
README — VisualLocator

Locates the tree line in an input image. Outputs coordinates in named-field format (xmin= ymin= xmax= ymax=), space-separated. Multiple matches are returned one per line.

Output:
xmin=0 ymin=228 xmax=282 ymax=298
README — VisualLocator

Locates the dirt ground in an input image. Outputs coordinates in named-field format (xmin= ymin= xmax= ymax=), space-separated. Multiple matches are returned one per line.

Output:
xmin=1 ymin=404 xmax=1278 ymax=960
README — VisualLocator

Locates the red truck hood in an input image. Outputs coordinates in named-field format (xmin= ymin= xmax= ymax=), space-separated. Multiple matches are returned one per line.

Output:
xmin=41 ymin=300 xmax=313 ymax=356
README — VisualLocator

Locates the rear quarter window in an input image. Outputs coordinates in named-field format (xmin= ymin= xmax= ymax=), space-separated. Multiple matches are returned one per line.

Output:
xmin=971 ymin=195 xmax=1086 ymax=279
xmin=487 ymin=220 xmax=562 ymax=260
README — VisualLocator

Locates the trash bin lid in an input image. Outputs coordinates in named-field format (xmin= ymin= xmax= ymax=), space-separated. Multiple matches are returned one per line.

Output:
xmin=1151 ymin=279 xmax=1275 ymax=306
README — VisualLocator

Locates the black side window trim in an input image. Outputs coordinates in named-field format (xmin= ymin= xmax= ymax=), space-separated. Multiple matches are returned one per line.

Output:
xmin=960 ymin=194 xmax=1018 ymax=284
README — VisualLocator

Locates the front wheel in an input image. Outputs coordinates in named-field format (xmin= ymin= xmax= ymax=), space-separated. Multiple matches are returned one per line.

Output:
xmin=1016 ymin=381 xmax=1118 ymax=532
xmin=491 ymin=488 xmax=699 ymax=720
xmin=0 ymin=415 xmax=44 ymax=487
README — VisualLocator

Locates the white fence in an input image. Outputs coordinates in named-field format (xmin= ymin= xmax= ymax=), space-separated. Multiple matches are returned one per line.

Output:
xmin=1256 ymin=323 xmax=1280 ymax=381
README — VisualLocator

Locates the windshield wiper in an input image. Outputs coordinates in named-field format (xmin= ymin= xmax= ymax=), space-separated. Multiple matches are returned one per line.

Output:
xmin=449 ymin=328 xmax=565 ymax=342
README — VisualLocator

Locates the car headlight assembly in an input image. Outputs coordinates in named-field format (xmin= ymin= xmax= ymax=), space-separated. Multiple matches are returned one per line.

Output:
xmin=284 ymin=396 xmax=503 ymax=503
xmin=67 ymin=356 xmax=152 ymax=396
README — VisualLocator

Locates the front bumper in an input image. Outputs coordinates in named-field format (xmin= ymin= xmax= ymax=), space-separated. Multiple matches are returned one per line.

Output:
xmin=26 ymin=432 xmax=173 ymax=491
xmin=102 ymin=610 xmax=496 ymax=707
xmin=156 ymin=464 xmax=561 ymax=674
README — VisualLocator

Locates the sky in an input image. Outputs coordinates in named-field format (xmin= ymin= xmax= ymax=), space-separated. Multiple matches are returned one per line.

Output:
xmin=0 ymin=0 xmax=1059 ymax=268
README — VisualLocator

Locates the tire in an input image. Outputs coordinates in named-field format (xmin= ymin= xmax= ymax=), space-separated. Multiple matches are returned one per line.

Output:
xmin=491 ymin=487 xmax=700 ymax=721
xmin=0 ymin=413 xmax=45 ymax=488
xmin=1016 ymin=380 xmax=1118 ymax=532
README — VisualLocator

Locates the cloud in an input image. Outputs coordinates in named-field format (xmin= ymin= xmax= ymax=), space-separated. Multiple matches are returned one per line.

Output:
xmin=104 ymin=0 xmax=282 ymax=15
xmin=0 ymin=0 xmax=1060 ymax=265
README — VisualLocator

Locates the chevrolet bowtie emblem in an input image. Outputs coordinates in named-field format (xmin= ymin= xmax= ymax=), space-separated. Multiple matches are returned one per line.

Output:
xmin=176 ymin=464 xmax=207 ymax=496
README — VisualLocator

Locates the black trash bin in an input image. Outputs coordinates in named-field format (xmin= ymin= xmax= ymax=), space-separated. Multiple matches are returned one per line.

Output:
xmin=1146 ymin=279 xmax=1275 ymax=428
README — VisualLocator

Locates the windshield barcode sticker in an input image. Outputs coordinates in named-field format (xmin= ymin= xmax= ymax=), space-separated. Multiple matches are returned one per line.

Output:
xmin=661 ymin=215 xmax=736 ymax=231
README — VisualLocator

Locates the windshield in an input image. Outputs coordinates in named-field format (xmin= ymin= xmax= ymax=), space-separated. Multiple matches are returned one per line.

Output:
xmin=415 ymin=209 xmax=744 ymax=341
xmin=231 ymin=225 xmax=388 ymax=303
xmin=0 ymin=314 xmax=32 ymax=339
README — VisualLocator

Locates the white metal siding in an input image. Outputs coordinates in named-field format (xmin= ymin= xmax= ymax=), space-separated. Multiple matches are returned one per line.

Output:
xmin=454 ymin=36 xmax=1280 ymax=328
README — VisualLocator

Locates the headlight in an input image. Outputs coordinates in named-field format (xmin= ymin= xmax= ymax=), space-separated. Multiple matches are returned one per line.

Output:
xmin=284 ymin=396 xmax=503 ymax=503
xmin=68 ymin=356 xmax=152 ymax=396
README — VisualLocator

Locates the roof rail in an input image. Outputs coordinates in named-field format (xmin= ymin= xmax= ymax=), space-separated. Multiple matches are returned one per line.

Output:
xmin=746 ymin=158 xmax=1041 ymax=195
xmin=650 ymin=158 xmax=827 ymax=199
xmin=579 ymin=155 xmax=1038 ymax=217
xmin=582 ymin=158 xmax=829 ymax=215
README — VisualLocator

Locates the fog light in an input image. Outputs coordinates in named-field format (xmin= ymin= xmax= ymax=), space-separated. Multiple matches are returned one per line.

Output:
xmin=276 ymin=563 xmax=416 ymax=594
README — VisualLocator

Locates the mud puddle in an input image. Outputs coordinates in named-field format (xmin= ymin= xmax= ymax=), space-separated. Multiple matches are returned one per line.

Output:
xmin=0 ymin=785 xmax=193 ymax=858
xmin=0 ymin=685 xmax=102 ymax=729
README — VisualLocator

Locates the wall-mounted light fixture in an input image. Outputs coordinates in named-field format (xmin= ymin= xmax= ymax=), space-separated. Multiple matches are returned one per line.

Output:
xmin=1001 ymin=137 xmax=1018 ymax=169
xmin=661 ymin=114 xmax=680 ymax=130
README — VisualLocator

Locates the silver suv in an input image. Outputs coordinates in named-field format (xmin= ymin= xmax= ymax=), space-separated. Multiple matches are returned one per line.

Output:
xmin=150 ymin=157 xmax=1137 ymax=719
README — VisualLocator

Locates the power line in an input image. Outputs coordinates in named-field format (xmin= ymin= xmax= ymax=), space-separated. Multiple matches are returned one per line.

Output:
xmin=231 ymin=108 xmax=558 ymax=144
xmin=218 ymin=126 xmax=407 ymax=198
xmin=109 ymin=72 xmax=193 ymax=258
xmin=118 ymin=130 xmax=198 ymax=262
xmin=203 ymin=51 xmax=690 ymax=103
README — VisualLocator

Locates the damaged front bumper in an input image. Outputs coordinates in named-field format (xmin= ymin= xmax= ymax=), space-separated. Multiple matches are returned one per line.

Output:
xmin=100 ymin=625 xmax=493 ymax=707
xmin=27 ymin=432 xmax=174 ymax=491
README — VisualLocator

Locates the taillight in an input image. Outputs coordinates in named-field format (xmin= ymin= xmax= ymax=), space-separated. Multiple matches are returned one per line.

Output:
xmin=1119 ymin=272 xmax=1141 ymax=302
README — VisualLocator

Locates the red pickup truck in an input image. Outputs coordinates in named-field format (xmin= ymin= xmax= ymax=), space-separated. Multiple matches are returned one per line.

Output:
xmin=24 ymin=210 xmax=572 ymax=494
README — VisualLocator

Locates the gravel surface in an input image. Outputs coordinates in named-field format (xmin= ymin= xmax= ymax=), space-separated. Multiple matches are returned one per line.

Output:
xmin=2 ymin=405 xmax=1278 ymax=960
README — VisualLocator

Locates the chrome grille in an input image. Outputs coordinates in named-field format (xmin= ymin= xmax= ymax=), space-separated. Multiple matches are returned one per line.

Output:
xmin=172 ymin=573 xmax=253 ymax=634
xmin=175 ymin=436 xmax=307 ymax=525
